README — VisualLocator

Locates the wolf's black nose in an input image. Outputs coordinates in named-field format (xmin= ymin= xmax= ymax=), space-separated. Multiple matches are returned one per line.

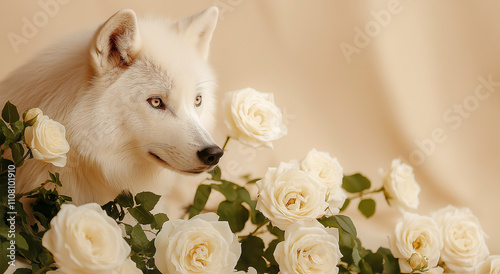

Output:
xmin=197 ymin=146 xmax=224 ymax=166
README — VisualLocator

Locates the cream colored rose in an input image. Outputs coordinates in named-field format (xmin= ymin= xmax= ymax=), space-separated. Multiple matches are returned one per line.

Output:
xmin=474 ymin=255 xmax=500 ymax=274
xmin=432 ymin=205 xmax=489 ymax=273
xmin=301 ymin=148 xmax=346 ymax=215
xmin=224 ymin=88 xmax=287 ymax=148
xmin=424 ymin=266 xmax=444 ymax=274
xmin=42 ymin=203 xmax=131 ymax=274
xmin=389 ymin=212 xmax=443 ymax=273
xmin=382 ymin=159 xmax=420 ymax=210
xmin=24 ymin=107 xmax=43 ymax=122
xmin=274 ymin=221 xmax=342 ymax=274
xmin=256 ymin=162 xmax=329 ymax=230
xmin=154 ymin=213 xmax=241 ymax=274
xmin=24 ymin=114 xmax=70 ymax=167
xmin=117 ymin=259 xmax=142 ymax=274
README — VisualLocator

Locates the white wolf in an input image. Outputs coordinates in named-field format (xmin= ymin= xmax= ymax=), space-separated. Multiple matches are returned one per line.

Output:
xmin=0 ymin=7 xmax=223 ymax=207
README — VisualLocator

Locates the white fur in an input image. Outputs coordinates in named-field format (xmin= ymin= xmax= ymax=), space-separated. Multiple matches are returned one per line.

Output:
xmin=0 ymin=7 xmax=221 ymax=206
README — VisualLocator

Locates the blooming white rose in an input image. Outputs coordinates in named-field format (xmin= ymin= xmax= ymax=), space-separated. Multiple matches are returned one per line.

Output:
xmin=117 ymin=259 xmax=142 ymax=274
xmin=432 ymin=205 xmax=489 ymax=273
xmin=382 ymin=159 xmax=420 ymax=210
xmin=474 ymin=255 xmax=500 ymax=274
xmin=424 ymin=266 xmax=444 ymax=274
xmin=24 ymin=107 xmax=43 ymax=122
xmin=274 ymin=221 xmax=342 ymax=274
xmin=224 ymin=88 xmax=287 ymax=148
xmin=154 ymin=213 xmax=241 ymax=274
xmin=24 ymin=114 xmax=70 ymax=167
xmin=256 ymin=162 xmax=329 ymax=230
xmin=301 ymin=148 xmax=347 ymax=215
xmin=389 ymin=212 xmax=443 ymax=273
xmin=42 ymin=203 xmax=131 ymax=274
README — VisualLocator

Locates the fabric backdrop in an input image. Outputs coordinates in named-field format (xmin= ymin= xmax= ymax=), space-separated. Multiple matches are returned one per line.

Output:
xmin=0 ymin=0 xmax=499 ymax=253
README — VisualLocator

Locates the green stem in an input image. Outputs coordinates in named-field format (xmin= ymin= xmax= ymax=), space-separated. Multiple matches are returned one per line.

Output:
xmin=250 ymin=220 xmax=270 ymax=236
xmin=222 ymin=136 xmax=231 ymax=151
xmin=349 ymin=186 xmax=385 ymax=200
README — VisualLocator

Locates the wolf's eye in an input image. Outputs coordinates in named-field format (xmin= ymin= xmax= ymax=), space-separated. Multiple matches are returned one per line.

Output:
xmin=195 ymin=95 xmax=202 ymax=107
xmin=147 ymin=97 xmax=165 ymax=110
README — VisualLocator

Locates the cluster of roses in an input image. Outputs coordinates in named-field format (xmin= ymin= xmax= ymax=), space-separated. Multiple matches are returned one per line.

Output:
xmin=10 ymin=88 xmax=500 ymax=274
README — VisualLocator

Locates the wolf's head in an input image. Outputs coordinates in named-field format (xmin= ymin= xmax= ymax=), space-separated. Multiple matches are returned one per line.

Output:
xmin=76 ymin=7 xmax=222 ymax=176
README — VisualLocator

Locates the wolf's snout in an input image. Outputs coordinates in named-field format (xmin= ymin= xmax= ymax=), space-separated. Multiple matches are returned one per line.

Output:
xmin=197 ymin=146 xmax=224 ymax=166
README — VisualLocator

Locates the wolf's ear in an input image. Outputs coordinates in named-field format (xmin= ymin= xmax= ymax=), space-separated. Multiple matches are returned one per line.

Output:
xmin=90 ymin=9 xmax=141 ymax=75
xmin=174 ymin=7 xmax=219 ymax=60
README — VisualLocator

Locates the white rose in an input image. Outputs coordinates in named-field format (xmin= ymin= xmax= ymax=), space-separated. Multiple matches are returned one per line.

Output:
xmin=256 ymin=162 xmax=329 ymax=230
xmin=274 ymin=221 xmax=342 ymax=274
xmin=224 ymin=88 xmax=287 ymax=148
xmin=474 ymin=255 xmax=500 ymax=274
xmin=42 ymin=203 xmax=130 ymax=274
xmin=389 ymin=212 xmax=443 ymax=273
xmin=301 ymin=148 xmax=347 ymax=215
xmin=117 ymin=258 xmax=142 ymax=274
xmin=424 ymin=266 xmax=444 ymax=274
xmin=382 ymin=159 xmax=420 ymax=210
xmin=24 ymin=114 xmax=70 ymax=167
xmin=24 ymin=107 xmax=43 ymax=122
xmin=432 ymin=205 xmax=489 ymax=273
xmin=154 ymin=213 xmax=241 ymax=274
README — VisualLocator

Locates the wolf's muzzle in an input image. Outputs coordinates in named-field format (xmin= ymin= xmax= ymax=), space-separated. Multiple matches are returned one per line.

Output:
xmin=197 ymin=146 xmax=224 ymax=166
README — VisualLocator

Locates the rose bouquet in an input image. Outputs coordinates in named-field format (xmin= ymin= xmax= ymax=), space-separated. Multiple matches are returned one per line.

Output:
xmin=0 ymin=88 xmax=496 ymax=274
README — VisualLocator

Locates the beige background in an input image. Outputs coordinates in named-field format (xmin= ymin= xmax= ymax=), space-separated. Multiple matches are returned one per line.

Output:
xmin=0 ymin=0 xmax=499 ymax=253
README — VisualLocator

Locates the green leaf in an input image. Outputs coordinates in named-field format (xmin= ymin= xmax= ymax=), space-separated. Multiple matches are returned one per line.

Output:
xmin=9 ymin=142 xmax=24 ymax=166
xmin=135 ymin=191 xmax=161 ymax=211
xmin=217 ymin=200 xmax=249 ymax=233
xmin=2 ymin=101 xmax=19 ymax=123
xmin=353 ymin=247 xmax=362 ymax=266
xmin=124 ymin=224 xmax=134 ymax=235
xmin=10 ymin=120 xmax=24 ymax=138
xmin=319 ymin=215 xmax=357 ymax=237
xmin=359 ymin=259 xmax=374 ymax=274
xmin=128 ymin=205 xmax=155 ymax=224
xmin=13 ymin=268 xmax=32 ymax=274
xmin=376 ymin=247 xmax=400 ymax=274
xmin=0 ymin=124 xmax=5 ymax=146
xmin=115 ymin=191 xmax=134 ymax=208
xmin=211 ymin=180 xmax=238 ymax=202
xmin=101 ymin=201 xmax=120 ymax=220
xmin=246 ymin=178 xmax=260 ymax=184
xmin=267 ymin=223 xmax=285 ymax=241
xmin=189 ymin=184 xmax=212 ymax=218
xmin=0 ymin=122 xmax=14 ymax=141
xmin=358 ymin=199 xmax=376 ymax=218
xmin=14 ymin=233 xmax=29 ymax=251
xmin=342 ymin=173 xmax=371 ymax=193
xmin=363 ymin=251 xmax=384 ymax=273
xmin=340 ymin=198 xmax=350 ymax=212
xmin=236 ymin=235 xmax=267 ymax=273
xmin=150 ymin=213 xmax=169 ymax=230
xmin=208 ymin=165 xmax=221 ymax=181
xmin=263 ymin=239 xmax=280 ymax=266
xmin=130 ymin=224 xmax=150 ymax=252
